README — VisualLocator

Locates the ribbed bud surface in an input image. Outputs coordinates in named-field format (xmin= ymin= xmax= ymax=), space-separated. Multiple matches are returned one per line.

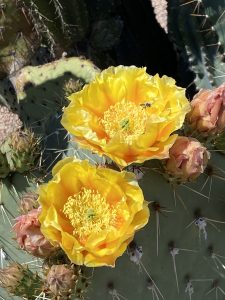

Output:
xmin=0 ymin=105 xmax=22 ymax=146
xmin=46 ymin=264 xmax=77 ymax=298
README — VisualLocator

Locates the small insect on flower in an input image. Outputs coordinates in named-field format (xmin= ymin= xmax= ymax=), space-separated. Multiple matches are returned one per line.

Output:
xmin=140 ymin=102 xmax=152 ymax=109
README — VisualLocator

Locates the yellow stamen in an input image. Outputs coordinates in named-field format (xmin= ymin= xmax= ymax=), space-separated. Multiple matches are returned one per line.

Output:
xmin=101 ymin=100 xmax=148 ymax=144
xmin=63 ymin=188 xmax=119 ymax=239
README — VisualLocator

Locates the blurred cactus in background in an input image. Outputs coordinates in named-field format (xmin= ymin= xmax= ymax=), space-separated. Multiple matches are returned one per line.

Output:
xmin=167 ymin=0 xmax=225 ymax=90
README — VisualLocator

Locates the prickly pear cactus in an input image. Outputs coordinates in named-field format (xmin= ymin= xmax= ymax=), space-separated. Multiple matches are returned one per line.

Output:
xmin=167 ymin=0 xmax=225 ymax=90
xmin=1 ymin=1 xmax=225 ymax=298
xmin=0 ymin=56 xmax=103 ymax=299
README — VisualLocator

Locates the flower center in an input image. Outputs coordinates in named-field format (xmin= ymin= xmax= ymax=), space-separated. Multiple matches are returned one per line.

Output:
xmin=101 ymin=100 xmax=148 ymax=144
xmin=63 ymin=188 xmax=118 ymax=239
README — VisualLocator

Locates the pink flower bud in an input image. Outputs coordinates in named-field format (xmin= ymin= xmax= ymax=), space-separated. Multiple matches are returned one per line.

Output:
xmin=13 ymin=208 xmax=55 ymax=258
xmin=188 ymin=84 xmax=225 ymax=135
xmin=165 ymin=136 xmax=210 ymax=182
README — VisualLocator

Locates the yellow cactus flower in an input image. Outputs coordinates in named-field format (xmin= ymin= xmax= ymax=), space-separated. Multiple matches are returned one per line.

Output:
xmin=61 ymin=66 xmax=190 ymax=167
xmin=38 ymin=158 xmax=149 ymax=267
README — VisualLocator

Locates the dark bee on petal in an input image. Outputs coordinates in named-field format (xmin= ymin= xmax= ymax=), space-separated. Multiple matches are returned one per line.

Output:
xmin=140 ymin=102 xmax=151 ymax=109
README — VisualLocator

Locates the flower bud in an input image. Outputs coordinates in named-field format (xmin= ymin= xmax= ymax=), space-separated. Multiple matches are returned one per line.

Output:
xmin=165 ymin=136 xmax=210 ymax=182
xmin=0 ymin=128 xmax=40 ymax=174
xmin=63 ymin=78 xmax=84 ymax=97
xmin=19 ymin=192 xmax=39 ymax=213
xmin=13 ymin=208 xmax=56 ymax=258
xmin=0 ymin=264 xmax=24 ymax=292
xmin=45 ymin=264 xmax=77 ymax=298
xmin=0 ymin=263 xmax=42 ymax=298
xmin=188 ymin=84 xmax=225 ymax=135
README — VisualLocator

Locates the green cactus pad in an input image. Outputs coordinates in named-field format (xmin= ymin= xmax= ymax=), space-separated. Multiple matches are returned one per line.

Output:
xmin=85 ymin=152 xmax=225 ymax=300
xmin=11 ymin=56 xmax=100 ymax=101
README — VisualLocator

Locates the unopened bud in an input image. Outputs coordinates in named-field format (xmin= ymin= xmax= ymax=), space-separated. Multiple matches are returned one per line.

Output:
xmin=19 ymin=192 xmax=39 ymax=213
xmin=45 ymin=264 xmax=77 ymax=297
xmin=13 ymin=208 xmax=56 ymax=258
xmin=64 ymin=79 xmax=84 ymax=97
xmin=165 ymin=136 xmax=210 ymax=182
xmin=188 ymin=84 xmax=225 ymax=135
xmin=0 ymin=129 xmax=40 ymax=174
xmin=0 ymin=264 xmax=23 ymax=292
xmin=0 ymin=263 xmax=42 ymax=298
